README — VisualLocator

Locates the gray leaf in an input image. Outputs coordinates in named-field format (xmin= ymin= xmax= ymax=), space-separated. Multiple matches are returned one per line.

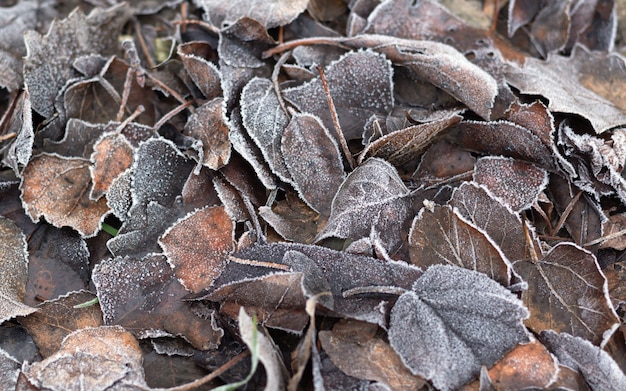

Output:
xmin=389 ymin=264 xmax=530 ymax=390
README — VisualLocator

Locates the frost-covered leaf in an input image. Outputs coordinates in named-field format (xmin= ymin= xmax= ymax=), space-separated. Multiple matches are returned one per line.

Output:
xmin=284 ymin=50 xmax=394 ymax=141
xmin=473 ymin=156 xmax=549 ymax=212
xmin=218 ymin=17 xmax=276 ymax=68
xmin=281 ymin=113 xmax=345 ymax=216
xmin=0 ymin=217 xmax=37 ymax=323
xmin=540 ymin=330 xmax=626 ymax=391
xmin=0 ymin=348 xmax=20 ymax=390
xmin=206 ymin=243 xmax=422 ymax=328
xmin=93 ymin=254 xmax=224 ymax=350
xmin=316 ymin=158 xmax=411 ymax=254
xmin=0 ymin=0 xmax=56 ymax=91
xmin=20 ymin=154 xmax=110 ymax=238
xmin=24 ymin=225 xmax=90 ymax=305
xmin=389 ymin=264 xmax=530 ymax=390
xmin=448 ymin=120 xmax=556 ymax=169
xmin=23 ymin=4 xmax=132 ymax=117
xmin=515 ymin=243 xmax=620 ymax=346
xmin=159 ymin=205 xmax=234 ymax=293
xmin=259 ymin=191 xmax=322 ymax=244
xmin=451 ymin=182 xmax=538 ymax=264
xmin=197 ymin=0 xmax=308 ymax=29
xmin=409 ymin=204 xmax=512 ymax=287
xmin=89 ymin=132 xmax=134 ymax=200
xmin=359 ymin=113 xmax=462 ymax=166
xmin=184 ymin=97 xmax=231 ymax=170
xmin=345 ymin=35 xmax=497 ymax=120
xmin=505 ymin=45 xmax=626 ymax=133
xmin=1 ymin=89 xmax=33 ymax=175
xmin=241 ymin=77 xmax=291 ymax=181
xmin=18 ymin=290 xmax=102 ymax=358
xmin=22 ymin=326 xmax=148 ymax=390
xmin=177 ymin=41 xmax=222 ymax=99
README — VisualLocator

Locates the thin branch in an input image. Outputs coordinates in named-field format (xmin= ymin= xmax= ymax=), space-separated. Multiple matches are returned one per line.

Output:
xmin=317 ymin=65 xmax=356 ymax=170
xmin=153 ymin=100 xmax=194 ymax=131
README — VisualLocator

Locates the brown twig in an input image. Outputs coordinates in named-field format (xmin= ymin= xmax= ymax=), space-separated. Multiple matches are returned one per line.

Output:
xmin=173 ymin=19 xmax=220 ymax=35
xmin=317 ymin=65 xmax=356 ymax=170
xmin=552 ymin=190 xmax=582 ymax=235
xmin=159 ymin=350 xmax=251 ymax=391
xmin=263 ymin=37 xmax=347 ymax=59
xmin=116 ymin=67 xmax=135 ymax=122
xmin=153 ymin=100 xmax=194 ymax=131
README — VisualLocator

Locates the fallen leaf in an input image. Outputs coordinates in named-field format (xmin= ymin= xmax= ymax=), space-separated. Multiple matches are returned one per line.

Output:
xmin=177 ymin=41 xmax=222 ymax=100
xmin=159 ymin=205 xmax=234 ymax=293
xmin=319 ymin=321 xmax=426 ymax=390
xmin=505 ymin=45 xmax=626 ymax=133
xmin=89 ymin=132 xmax=134 ymax=200
xmin=259 ymin=190 xmax=324 ymax=244
xmin=0 ymin=348 xmax=20 ymax=390
xmin=23 ymin=4 xmax=132 ymax=117
xmin=22 ymin=326 xmax=148 ymax=390
xmin=284 ymin=50 xmax=394 ymax=141
xmin=515 ymin=242 xmax=619 ymax=345
xmin=198 ymin=0 xmax=308 ymax=28
xmin=20 ymin=154 xmax=110 ymax=238
xmin=1 ymin=89 xmax=33 ymax=175
xmin=18 ymin=290 xmax=103 ymax=358
xmin=185 ymin=98 xmax=231 ymax=171
xmin=316 ymin=158 xmax=412 ymax=254
xmin=540 ymin=330 xmax=626 ymax=391
xmin=409 ymin=204 xmax=513 ymax=287
xmin=281 ymin=113 xmax=345 ymax=216
xmin=93 ymin=253 xmax=224 ymax=350
xmin=473 ymin=156 xmax=548 ymax=212
xmin=482 ymin=341 xmax=558 ymax=390
xmin=389 ymin=264 xmax=530 ymax=391
xmin=240 ymin=77 xmax=291 ymax=182
xmin=0 ymin=217 xmax=37 ymax=323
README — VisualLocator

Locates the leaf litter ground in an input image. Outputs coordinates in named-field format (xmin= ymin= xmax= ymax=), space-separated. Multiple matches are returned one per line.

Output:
xmin=3 ymin=0 xmax=626 ymax=390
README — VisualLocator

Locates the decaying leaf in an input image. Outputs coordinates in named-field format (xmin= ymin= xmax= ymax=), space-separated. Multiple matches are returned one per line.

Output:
xmin=0 ymin=217 xmax=37 ymax=323
xmin=409 ymin=204 xmax=512 ymax=287
xmin=284 ymin=50 xmax=394 ymax=141
xmin=515 ymin=242 xmax=620 ymax=346
xmin=281 ymin=113 xmax=345 ymax=216
xmin=389 ymin=264 xmax=530 ymax=390
xmin=319 ymin=320 xmax=426 ymax=390
xmin=540 ymin=330 xmax=626 ymax=391
xmin=23 ymin=4 xmax=132 ymax=117
xmin=316 ymin=158 xmax=412 ymax=254
xmin=197 ymin=0 xmax=308 ymax=28
xmin=18 ymin=290 xmax=103 ymax=358
xmin=184 ymin=97 xmax=231 ymax=170
xmin=89 ymin=132 xmax=134 ymax=200
xmin=93 ymin=254 xmax=224 ymax=350
xmin=160 ymin=205 xmax=234 ymax=293
xmin=22 ymin=326 xmax=148 ymax=390
xmin=473 ymin=156 xmax=549 ymax=212
xmin=20 ymin=154 xmax=110 ymax=238
xmin=177 ymin=41 xmax=222 ymax=100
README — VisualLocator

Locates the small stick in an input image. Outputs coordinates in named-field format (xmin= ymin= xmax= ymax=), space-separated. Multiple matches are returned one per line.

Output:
xmin=317 ymin=65 xmax=356 ymax=170
xmin=584 ymin=228 xmax=626 ymax=247
xmin=160 ymin=350 xmax=251 ymax=391
xmin=522 ymin=214 xmax=539 ymax=262
xmin=133 ymin=18 xmax=156 ymax=69
xmin=115 ymin=105 xmax=145 ymax=133
xmin=488 ymin=0 xmax=499 ymax=36
xmin=173 ymin=19 xmax=220 ymax=35
xmin=153 ymin=100 xmax=194 ymax=131
xmin=263 ymin=37 xmax=347 ymax=59
xmin=0 ymin=132 xmax=16 ymax=142
xmin=552 ymin=190 xmax=582 ymax=235
xmin=228 ymin=255 xmax=291 ymax=271
xmin=116 ymin=67 xmax=135 ymax=122
xmin=272 ymin=51 xmax=292 ymax=117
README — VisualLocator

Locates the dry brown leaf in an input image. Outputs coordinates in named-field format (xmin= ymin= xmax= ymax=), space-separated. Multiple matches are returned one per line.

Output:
xmin=515 ymin=243 xmax=620 ymax=345
xmin=20 ymin=154 xmax=110 ymax=238
xmin=198 ymin=0 xmax=308 ymax=28
xmin=18 ymin=290 xmax=103 ymax=358
xmin=184 ymin=97 xmax=231 ymax=170
xmin=319 ymin=320 xmax=426 ymax=390
xmin=159 ymin=205 xmax=234 ymax=293
xmin=89 ymin=132 xmax=134 ymax=200
xmin=22 ymin=326 xmax=148 ymax=390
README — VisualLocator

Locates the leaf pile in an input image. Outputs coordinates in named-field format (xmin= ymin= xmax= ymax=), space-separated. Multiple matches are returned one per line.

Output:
xmin=2 ymin=0 xmax=626 ymax=389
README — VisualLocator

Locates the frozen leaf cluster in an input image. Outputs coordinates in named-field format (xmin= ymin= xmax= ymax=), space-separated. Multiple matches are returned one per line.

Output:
xmin=2 ymin=0 xmax=626 ymax=389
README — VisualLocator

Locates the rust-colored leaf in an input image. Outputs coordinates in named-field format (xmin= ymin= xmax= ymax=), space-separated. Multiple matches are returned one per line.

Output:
xmin=184 ymin=97 xmax=231 ymax=170
xmin=20 ymin=154 xmax=109 ymax=238
xmin=89 ymin=132 xmax=134 ymax=200
xmin=160 ymin=205 xmax=234 ymax=293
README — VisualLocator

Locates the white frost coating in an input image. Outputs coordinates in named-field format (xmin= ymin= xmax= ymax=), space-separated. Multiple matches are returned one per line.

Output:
xmin=240 ymin=77 xmax=292 ymax=183
xmin=389 ymin=264 xmax=530 ymax=391
xmin=4 ymin=88 xmax=33 ymax=175
xmin=106 ymin=168 xmax=133 ymax=220
xmin=283 ymin=50 xmax=394 ymax=141
xmin=281 ymin=113 xmax=345 ymax=216
xmin=198 ymin=0 xmax=308 ymax=29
